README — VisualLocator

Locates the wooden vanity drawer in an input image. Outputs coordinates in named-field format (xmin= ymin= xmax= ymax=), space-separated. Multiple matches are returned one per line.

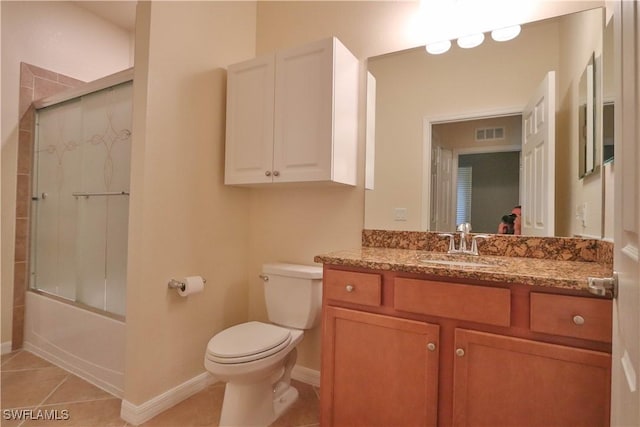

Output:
xmin=530 ymin=293 xmax=612 ymax=342
xmin=394 ymin=278 xmax=511 ymax=327
xmin=324 ymin=269 xmax=382 ymax=307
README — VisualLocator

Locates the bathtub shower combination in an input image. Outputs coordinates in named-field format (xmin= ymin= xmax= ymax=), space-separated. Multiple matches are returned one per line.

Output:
xmin=24 ymin=72 xmax=132 ymax=396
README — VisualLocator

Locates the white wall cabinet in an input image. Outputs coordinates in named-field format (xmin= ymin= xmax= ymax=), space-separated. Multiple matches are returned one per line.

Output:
xmin=224 ymin=37 xmax=359 ymax=186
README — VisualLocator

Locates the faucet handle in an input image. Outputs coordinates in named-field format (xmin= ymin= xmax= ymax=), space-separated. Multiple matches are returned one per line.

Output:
xmin=470 ymin=234 xmax=491 ymax=255
xmin=438 ymin=233 xmax=457 ymax=253
xmin=457 ymin=222 xmax=472 ymax=233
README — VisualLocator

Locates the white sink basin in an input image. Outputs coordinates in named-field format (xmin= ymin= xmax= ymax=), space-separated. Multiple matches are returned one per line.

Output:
xmin=416 ymin=253 xmax=505 ymax=268
xmin=418 ymin=259 xmax=496 ymax=268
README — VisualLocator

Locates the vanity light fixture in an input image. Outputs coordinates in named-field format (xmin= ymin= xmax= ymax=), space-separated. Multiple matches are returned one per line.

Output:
xmin=425 ymin=25 xmax=521 ymax=55
xmin=426 ymin=40 xmax=452 ymax=55
xmin=491 ymin=25 xmax=522 ymax=42
xmin=457 ymin=33 xmax=485 ymax=49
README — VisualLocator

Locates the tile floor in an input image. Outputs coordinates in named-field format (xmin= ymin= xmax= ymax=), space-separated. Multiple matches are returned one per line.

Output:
xmin=1 ymin=350 xmax=319 ymax=427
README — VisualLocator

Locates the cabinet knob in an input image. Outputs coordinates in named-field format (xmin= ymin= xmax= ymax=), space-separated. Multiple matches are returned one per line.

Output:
xmin=265 ymin=171 xmax=272 ymax=177
xmin=345 ymin=284 xmax=354 ymax=293
xmin=427 ymin=342 xmax=436 ymax=352
xmin=456 ymin=348 xmax=465 ymax=357
xmin=573 ymin=315 xmax=585 ymax=325
xmin=273 ymin=170 xmax=280 ymax=177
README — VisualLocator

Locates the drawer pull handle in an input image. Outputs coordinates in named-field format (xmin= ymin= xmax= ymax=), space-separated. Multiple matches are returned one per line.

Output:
xmin=573 ymin=315 xmax=585 ymax=325
xmin=345 ymin=285 xmax=355 ymax=293
xmin=427 ymin=342 xmax=436 ymax=352
xmin=456 ymin=348 xmax=465 ymax=357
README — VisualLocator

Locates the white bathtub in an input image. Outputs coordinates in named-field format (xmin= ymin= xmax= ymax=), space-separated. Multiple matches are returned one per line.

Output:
xmin=24 ymin=291 xmax=125 ymax=397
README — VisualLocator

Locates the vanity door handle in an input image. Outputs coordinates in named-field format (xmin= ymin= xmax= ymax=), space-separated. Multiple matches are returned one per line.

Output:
xmin=265 ymin=171 xmax=272 ymax=177
xmin=345 ymin=284 xmax=355 ymax=292
xmin=456 ymin=348 xmax=465 ymax=357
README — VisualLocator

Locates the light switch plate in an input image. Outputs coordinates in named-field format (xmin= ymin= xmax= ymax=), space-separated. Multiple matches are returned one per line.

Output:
xmin=394 ymin=208 xmax=408 ymax=221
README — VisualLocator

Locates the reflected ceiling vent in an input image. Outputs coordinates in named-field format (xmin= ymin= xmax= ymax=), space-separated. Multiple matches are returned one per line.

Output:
xmin=475 ymin=127 xmax=505 ymax=141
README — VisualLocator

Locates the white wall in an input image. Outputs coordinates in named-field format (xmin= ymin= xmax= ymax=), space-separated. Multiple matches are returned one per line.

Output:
xmin=1 ymin=0 xmax=132 ymax=346
xmin=556 ymin=7 xmax=605 ymax=237
xmin=123 ymin=1 xmax=256 ymax=405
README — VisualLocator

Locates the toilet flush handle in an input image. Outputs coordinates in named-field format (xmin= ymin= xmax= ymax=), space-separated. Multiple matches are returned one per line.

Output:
xmin=259 ymin=274 xmax=269 ymax=282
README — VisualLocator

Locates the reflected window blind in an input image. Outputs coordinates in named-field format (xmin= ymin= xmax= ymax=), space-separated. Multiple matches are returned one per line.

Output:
xmin=456 ymin=166 xmax=472 ymax=225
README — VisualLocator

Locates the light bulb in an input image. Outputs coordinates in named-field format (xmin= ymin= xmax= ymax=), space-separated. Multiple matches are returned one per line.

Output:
xmin=491 ymin=25 xmax=522 ymax=42
xmin=457 ymin=33 xmax=485 ymax=49
xmin=426 ymin=40 xmax=452 ymax=55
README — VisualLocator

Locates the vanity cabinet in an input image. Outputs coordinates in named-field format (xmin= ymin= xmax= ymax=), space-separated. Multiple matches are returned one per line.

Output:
xmin=452 ymin=329 xmax=611 ymax=426
xmin=224 ymin=37 xmax=359 ymax=186
xmin=323 ymin=307 xmax=439 ymax=426
xmin=320 ymin=267 xmax=612 ymax=427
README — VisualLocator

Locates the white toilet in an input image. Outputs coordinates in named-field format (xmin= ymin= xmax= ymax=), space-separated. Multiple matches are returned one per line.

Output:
xmin=204 ymin=263 xmax=322 ymax=426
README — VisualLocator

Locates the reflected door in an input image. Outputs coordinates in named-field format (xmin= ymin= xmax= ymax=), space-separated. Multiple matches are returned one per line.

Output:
xmin=521 ymin=71 xmax=555 ymax=236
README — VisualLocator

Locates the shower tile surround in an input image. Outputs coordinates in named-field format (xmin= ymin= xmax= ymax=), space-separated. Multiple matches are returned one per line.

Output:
xmin=12 ymin=63 xmax=84 ymax=350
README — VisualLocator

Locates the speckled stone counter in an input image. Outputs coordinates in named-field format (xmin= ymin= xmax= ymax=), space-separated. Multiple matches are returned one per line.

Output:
xmin=361 ymin=229 xmax=613 ymax=264
xmin=314 ymin=230 xmax=614 ymax=297
xmin=314 ymin=247 xmax=613 ymax=295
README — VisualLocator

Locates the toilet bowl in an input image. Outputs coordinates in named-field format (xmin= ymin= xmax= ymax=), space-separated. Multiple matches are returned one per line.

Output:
xmin=205 ymin=322 xmax=304 ymax=426
xmin=204 ymin=263 xmax=322 ymax=426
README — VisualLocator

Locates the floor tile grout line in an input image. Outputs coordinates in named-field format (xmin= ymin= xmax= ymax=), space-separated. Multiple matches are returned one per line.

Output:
xmin=3 ymin=395 xmax=119 ymax=411
xmin=37 ymin=396 xmax=119 ymax=408
xmin=31 ymin=374 xmax=70 ymax=413
xmin=1 ymin=365 xmax=64 ymax=373
xmin=0 ymin=350 xmax=24 ymax=368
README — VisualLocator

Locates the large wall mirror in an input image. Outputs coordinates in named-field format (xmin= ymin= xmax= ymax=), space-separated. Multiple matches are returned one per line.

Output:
xmin=364 ymin=7 xmax=609 ymax=238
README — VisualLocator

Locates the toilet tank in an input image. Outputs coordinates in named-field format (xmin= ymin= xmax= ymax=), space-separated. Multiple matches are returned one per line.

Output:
xmin=262 ymin=263 xmax=323 ymax=329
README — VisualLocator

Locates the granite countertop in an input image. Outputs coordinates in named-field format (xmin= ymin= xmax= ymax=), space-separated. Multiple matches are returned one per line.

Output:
xmin=314 ymin=246 xmax=614 ymax=297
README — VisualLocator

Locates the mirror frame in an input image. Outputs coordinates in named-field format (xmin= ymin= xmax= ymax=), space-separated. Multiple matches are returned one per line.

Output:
xmin=578 ymin=52 xmax=597 ymax=178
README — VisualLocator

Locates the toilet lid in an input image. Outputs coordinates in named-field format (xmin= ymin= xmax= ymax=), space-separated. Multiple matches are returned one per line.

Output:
xmin=206 ymin=321 xmax=292 ymax=364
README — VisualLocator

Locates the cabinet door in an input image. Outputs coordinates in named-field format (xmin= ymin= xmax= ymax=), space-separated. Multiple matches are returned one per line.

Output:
xmin=453 ymin=329 xmax=611 ymax=427
xmin=274 ymin=38 xmax=333 ymax=183
xmin=321 ymin=307 xmax=439 ymax=427
xmin=224 ymin=55 xmax=275 ymax=184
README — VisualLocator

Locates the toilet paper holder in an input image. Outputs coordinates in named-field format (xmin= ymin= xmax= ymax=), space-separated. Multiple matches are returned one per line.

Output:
xmin=168 ymin=277 xmax=207 ymax=292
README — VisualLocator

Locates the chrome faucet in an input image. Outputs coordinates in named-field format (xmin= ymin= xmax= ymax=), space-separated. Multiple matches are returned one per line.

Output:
xmin=456 ymin=222 xmax=472 ymax=253
xmin=438 ymin=222 xmax=491 ymax=255
xmin=469 ymin=234 xmax=491 ymax=255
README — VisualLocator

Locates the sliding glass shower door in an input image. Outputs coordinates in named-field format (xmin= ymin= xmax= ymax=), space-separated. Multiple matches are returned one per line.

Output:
xmin=30 ymin=81 xmax=132 ymax=317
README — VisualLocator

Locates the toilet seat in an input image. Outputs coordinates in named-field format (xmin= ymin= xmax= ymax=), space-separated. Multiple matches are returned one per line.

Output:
xmin=206 ymin=321 xmax=292 ymax=364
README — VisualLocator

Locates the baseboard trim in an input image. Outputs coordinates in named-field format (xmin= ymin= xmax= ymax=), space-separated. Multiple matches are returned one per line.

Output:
xmin=1 ymin=341 xmax=13 ymax=355
xmin=292 ymin=365 xmax=320 ymax=387
xmin=120 ymin=372 xmax=216 ymax=426
xmin=121 ymin=365 xmax=318 ymax=426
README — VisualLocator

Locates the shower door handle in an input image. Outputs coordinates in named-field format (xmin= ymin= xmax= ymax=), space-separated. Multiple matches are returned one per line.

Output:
xmin=72 ymin=191 xmax=130 ymax=198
